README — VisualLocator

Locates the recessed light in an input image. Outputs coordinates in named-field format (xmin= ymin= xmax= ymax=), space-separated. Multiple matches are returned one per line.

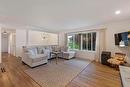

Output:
xmin=115 ymin=10 xmax=121 ymax=15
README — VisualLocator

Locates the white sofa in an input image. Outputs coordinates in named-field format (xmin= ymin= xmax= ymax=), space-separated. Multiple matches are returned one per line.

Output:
xmin=60 ymin=46 xmax=76 ymax=59
xmin=22 ymin=45 xmax=75 ymax=67
xmin=62 ymin=51 xmax=75 ymax=59
xmin=22 ymin=46 xmax=48 ymax=67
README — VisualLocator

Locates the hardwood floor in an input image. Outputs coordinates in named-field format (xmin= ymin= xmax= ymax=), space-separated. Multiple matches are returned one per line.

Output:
xmin=0 ymin=53 xmax=41 ymax=87
xmin=0 ymin=53 xmax=121 ymax=87
xmin=66 ymin=62 xmax=121 ymax=87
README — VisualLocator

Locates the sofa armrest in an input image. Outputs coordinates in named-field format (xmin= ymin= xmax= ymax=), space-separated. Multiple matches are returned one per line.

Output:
xmin=29 ymin=54 xmax=47 ymax=59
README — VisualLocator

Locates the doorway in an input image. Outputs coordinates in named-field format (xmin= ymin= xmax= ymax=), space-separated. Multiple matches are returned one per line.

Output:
xmin=1 ymin=29 xmax=16 ymax=56
xmin=1 ymin=33 xmax=8 ymax=53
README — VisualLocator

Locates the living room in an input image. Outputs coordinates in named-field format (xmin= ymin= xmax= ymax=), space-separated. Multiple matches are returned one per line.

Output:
xmin=0 ymin=0 xmax=130 ymax=87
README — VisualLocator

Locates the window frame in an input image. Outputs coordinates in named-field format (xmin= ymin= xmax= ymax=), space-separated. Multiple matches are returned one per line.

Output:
xmin=67 ymin=32 xmax=96 ymax=51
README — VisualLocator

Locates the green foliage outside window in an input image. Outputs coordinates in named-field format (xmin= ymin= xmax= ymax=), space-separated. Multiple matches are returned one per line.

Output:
xmin=68 ymin=32 xmax=96 ymax=51
xmin=68 ymin=41 xmax=80 ymax=49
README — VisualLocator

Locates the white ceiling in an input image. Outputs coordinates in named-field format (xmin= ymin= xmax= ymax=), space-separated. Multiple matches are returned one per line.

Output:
xmin=0 ymin=0 xmax=130 ymax=32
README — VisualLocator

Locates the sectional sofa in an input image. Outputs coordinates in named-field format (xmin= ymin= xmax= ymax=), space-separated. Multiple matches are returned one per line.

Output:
xmin=22 ymin=45 xmax=75 ymax=67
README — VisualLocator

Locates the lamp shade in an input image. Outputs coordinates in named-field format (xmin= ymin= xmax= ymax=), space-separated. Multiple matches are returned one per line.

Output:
xmin=3 ymin=30 xmax=7 ymax=34
xmin=128 ymin=34 xmax=130 ymax=38
xmin=128 ymin=31 xmax=130 ymax=38
xmin=119 ymin=40 xmax=125 ymax=47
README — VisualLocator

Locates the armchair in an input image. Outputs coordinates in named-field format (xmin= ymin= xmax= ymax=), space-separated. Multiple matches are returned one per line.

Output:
xmin=107 ymin=53 xmax=126 ymax=69
xmin=60 ymin=46 xmax=75 ymax=59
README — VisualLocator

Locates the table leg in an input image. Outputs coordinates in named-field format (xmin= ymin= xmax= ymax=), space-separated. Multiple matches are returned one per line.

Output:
xmin=56 ymin=54 xmax=58 ymax=64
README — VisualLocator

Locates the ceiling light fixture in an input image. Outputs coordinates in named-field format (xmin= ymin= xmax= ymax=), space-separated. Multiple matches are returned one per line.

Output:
xmin=115 ymin=10 xmax=121 ymax=15
xmin=41 ymin=32 xmax=49 ymax=40
xmin=3 ymin=30 xmax=7 ymax=34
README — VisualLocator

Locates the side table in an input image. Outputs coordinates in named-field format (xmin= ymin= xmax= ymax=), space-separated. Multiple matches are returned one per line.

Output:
xmin=51 ymin=52 xmax=61 ymax=64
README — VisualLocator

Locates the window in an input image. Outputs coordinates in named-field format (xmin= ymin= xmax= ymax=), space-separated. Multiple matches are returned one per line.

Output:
xmin=68 ymin=35 xmax=73 ymax=49
xmin=88 ymin=33 xmax=91 ymax=50
xmin=68 ymin=34 xmax=81 ymax=50
xmin=92 ymin=32 xmax=96 ymax=51
xmin=82 ymin=34 xmax=87 ymax=50
xmin=67 ymin=32 xmax=96 ymax=51
xmin=74 ymin=34 xmax=81 ymax=49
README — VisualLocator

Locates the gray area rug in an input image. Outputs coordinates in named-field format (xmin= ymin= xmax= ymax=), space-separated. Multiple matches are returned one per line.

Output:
xmin=25 ymin=58 xmax=91 ymax=87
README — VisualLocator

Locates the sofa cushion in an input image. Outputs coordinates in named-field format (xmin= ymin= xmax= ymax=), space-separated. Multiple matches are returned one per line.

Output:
xmin=114 ymin=54 xmax=125 ymax=61
xmin=45 ymin=46 xmax=53 ymax=52
xmin=30 ymin=54 xmax=47 ymax=59
xmin=28 ymin=48 xmax=38 ymax=56
xmin=37 ymin=47 xmax=45 ymax=54
xmin=31 ymin=54 xmax=47 ymax=63
xmin=107 ymin=59 xmax=124 ymax=65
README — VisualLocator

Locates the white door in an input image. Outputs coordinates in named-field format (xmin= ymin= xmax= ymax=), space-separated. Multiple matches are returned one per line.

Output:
xmin=12 ymin=34 xmax=16 ymax=56
xmin=1 ymin=34 xmax=8 ymax=52
xmin=8 ymin=33 xmax=16 ymax=56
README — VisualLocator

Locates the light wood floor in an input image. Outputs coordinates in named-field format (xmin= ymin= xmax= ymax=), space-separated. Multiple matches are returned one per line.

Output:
xmin=0 ymin=53 xmax=122 ymax=87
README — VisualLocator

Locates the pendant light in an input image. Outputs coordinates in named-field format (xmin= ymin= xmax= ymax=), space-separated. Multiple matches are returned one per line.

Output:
xmin=3 ymin=30 xmax=7 ymax=34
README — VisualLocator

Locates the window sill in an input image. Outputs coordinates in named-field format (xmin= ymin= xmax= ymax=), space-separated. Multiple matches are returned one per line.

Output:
xmin=68 ymin=49 xmax=96 ymax=52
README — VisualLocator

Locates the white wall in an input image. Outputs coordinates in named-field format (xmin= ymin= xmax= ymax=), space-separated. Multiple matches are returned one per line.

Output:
xmin=105 ymin=20 xmax=130 ymax=53
xmin=105 ymin=20 xmax=130 ymax=63
xmin=8 ymin=33 xmax=16 ymax=56
xmin=1 ymin=34 xmax=8 ymax=52
xmin=16 ymin=29 xmax=27 ymax=57
xmin=28 ymin=30 xmax=58 ymax=46
xmin=49 ymin=33 xmax=58 ymax=45
xmin=59 ymin=29 xmax=106 ymax=61
xmin=28 ymin=30 xmax=48 ymax=45
xmin=59 ymin=32 xmax=67 ymax=46
xmin=15 ymin=29 xmax=58 ymax=57
xmin=59 ymin=19 xmax=130 ymax=63
xmin=0 ymin=28 xmax=1 ymax=63
xmin=75 ymin=51 xmax=96 ymax=61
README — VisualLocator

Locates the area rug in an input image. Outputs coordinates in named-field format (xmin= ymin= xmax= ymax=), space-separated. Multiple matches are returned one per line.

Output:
xmin=25 ymin=58 xmax=91 ymax=87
